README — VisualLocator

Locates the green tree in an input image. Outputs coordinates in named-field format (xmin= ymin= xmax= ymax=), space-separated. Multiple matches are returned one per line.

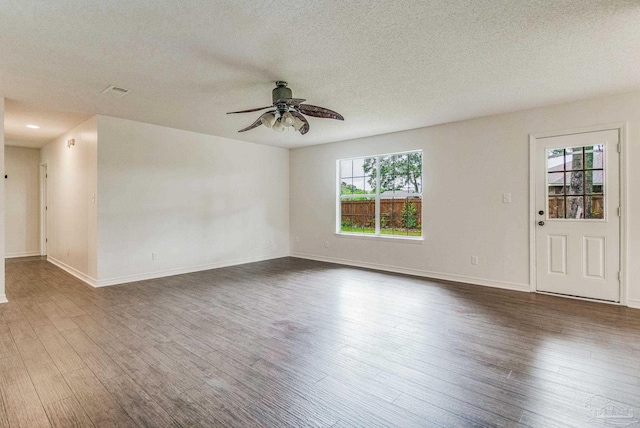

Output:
xmin=340 ymin=182 xmax=359 ymax=194
xmin=401 ymin=200 xmax=418 ymax=229
xmin=363 ymin=153 xmax=422 ymax=193
xmin=341 ymin=181 xmax=373 ymax=196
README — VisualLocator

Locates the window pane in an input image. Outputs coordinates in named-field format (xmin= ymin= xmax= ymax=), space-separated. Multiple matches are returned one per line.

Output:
xmin=408 ymin=152 xmax=422 ymax=193
xmin=585 ymin=170 xmax=603 ymax=194
xmin=390 ymin=198 xmax=401 ymax=230
xmin=547 ymin=149 xmax=565 ymax=172
xmin=383 ymin=197 xmax=421 ymax=236
xmin=352 ymin=200 xmax=364 ymax=215
xmin=352 ymin=176 xmax=366 ymax=194
xmin=340 ymin=178 xmax=354 ymax=195
xmin=402 ymin=198 xmax=421 ymax=236
xmin=586 ymin=196 xmax=604 ymax=219
xmin=394 ymin=154 xmax=408 ymax=195
xmin=548 ymin=197 xmax=565 ymax=219
xmin=363 ymin=156 xmax=376 ymax=180
xmin=408 ymin=175 xmax=422 ymax=194
xmin=565 ymin=171 xmax=584 ymax=195
xmin=379 ymin=155 xmax=395 ymax=195
xmin=341 ymin=199 xmax=352 ymax=215
xmin=565 ymin=147 xmax=584 ymax=170
xmin=379 ymin=153 xmax=422 ymax=196
xmin=566 ymin=196 xmax=584 ymax=219
xmin=585 ymin=145 xmax=604 ymax=169
xmin=340 ymin=160 xmax=352 ymax=179
xmin=340 ymin=198 xmax=375 ymax=234
xmin=548 ymin=172 xmax=564 ymax=195
xmin=352 ymin=158 xmax=365 ymax=177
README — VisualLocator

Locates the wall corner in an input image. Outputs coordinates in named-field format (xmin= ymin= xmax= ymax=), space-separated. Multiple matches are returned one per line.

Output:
xmin=0 ymin=97 xmax=6 ymax=303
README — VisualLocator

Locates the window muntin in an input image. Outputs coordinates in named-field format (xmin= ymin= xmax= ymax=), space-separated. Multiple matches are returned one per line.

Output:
xmin=338 ymin=151 xmax=422 ymax=238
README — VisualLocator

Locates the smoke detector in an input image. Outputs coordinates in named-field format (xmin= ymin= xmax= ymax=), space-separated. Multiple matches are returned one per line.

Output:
xmin=102 ymin=85 xmax=131 ymax=98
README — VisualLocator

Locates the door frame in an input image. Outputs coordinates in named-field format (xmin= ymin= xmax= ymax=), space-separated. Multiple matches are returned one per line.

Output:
xmin=39 ymin=163 xmax=47 ymax=256
xmin=529 ymin=123 xmax=628 ymax=306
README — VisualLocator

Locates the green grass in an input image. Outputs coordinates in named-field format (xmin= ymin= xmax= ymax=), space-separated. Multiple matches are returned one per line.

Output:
xmin=341 ymin=226 xmax=421 ymax=237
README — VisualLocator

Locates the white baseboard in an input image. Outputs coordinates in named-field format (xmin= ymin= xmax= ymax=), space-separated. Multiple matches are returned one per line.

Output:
xmin=0 ymin=294 xmax=7 ymax=304
xmin=291 ymin=252 xmax=531 ymax=293
xmin=47 ymin=257 xmax=98 ymax=287
xmin=94 ymin=253 xmax=290 ymax=287
xmin=5 ymin=251 xmax=41 ymax=259
xmin=627 ymin=298 xmax=640 ymax=309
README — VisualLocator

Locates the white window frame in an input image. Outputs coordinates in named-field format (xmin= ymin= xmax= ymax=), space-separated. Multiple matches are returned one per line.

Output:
xmin=336 ymin=150 xmax=423 ymax=241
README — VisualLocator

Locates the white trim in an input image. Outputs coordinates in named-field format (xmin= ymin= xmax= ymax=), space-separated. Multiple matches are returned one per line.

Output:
xmin=619 ymin=124 xmax=629 ymax=307
xmin=529 ymin=123 xmax=627 ymax=304
xmin=291 ymin=252 xmax=530 ymax=292
xmin=334 ymin=232 xmax=423 ymax=244
xmin=0 ymin=295 xmax=7 ymax=304
xmin=5 ymin=251 xmax=41 ymax=259
xmin=530 ymin=122 xmax=627 ymax=139
xmin=627 ymin=299 xmax=640 ymax=309
xmin=48 ymin=257 xmax=98 ymax=287
xmin=39 ymin=163 xmax=47 ymax=256
xmin=94 ymin=253 xmax=290 ymax=287
xmin=48 ymin=253 xmax=289 ymax=288
xmin=529 ymin=134 xmax=536 ymax=292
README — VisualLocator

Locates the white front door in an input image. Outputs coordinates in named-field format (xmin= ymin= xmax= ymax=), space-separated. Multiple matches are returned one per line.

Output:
xmin=535 ymin=129 xmax=620 ymax=302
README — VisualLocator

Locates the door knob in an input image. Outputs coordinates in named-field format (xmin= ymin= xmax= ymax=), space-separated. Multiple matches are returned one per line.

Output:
xmin=538 ymin=210 xmax=544 ymax=215
xmin=538 ymin=221 xmax=545 ymax=226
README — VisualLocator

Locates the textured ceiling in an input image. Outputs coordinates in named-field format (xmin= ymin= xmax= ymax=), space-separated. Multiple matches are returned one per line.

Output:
xmin=2 ymin=0 xmax=640 ymax=149
xmin=4 ymin=99 xmax=91 ymax=148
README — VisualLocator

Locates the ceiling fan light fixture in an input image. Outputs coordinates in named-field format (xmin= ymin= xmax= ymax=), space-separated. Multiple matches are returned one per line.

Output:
xmin=272 ymin=119 xmax=286 ymax=132
xmin=260 ymin=112 xmax=277 ymax=128
xmin=228 ymin=81 xmax=343 ymax=135
xmin=281 ymin=112 xmax=295 ymax=127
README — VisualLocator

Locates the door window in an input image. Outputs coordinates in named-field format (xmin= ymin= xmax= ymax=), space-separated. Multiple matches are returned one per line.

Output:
xmin=547 ymin=145 xmax=604 ymax=219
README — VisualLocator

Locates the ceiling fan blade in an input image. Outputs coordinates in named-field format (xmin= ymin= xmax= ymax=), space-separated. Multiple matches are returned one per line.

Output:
xmin=227 ymin=105 xmax=273 ymax=114
xmin=237 ymin=111 xmax=275 ymax=132
xmin=298 ymin=104 xmax=344 ymax=120
xmin=237 ymin=120 xmax=262 ymax=133
xmin=274 ymin=98 xmax=306 ymax=106
xmin=290 ymin=111 xmax=310 ymax=135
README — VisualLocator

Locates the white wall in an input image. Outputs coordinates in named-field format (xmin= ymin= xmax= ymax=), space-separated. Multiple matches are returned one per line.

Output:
xmin=0 ymin=98 xmax=6 ymax=303
xmin=40 ymin=116 xmax=98 ymax=281
xmin=96 ymin=116 xmax=289 ymax=285
xmin=290 ymin=90 xmax=640 ymax=308
xmin=5 ymin=146 xmax=40 ymax=258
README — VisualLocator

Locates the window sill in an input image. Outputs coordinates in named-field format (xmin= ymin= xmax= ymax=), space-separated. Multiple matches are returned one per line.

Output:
xmin=334 ymin=232 xmax=424 ymax=244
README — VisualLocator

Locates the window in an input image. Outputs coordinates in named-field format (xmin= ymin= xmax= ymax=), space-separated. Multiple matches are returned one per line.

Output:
xmin=338 ymin=150 xmax=422 ymax=238
xmin=547 ymin=145 xmax=604 ymax=219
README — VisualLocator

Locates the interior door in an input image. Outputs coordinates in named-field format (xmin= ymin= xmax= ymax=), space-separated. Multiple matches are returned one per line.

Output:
xmin=535 ymin=129 xmax=620 ymax=302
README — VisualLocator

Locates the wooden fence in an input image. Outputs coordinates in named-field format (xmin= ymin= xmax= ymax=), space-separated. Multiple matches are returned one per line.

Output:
xmin=341 ymin=198 xmax=422 ymax=228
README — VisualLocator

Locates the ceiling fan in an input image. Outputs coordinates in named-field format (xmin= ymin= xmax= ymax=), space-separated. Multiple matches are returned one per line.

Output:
xmin=227 ymin=81 xmax=344 ymax=135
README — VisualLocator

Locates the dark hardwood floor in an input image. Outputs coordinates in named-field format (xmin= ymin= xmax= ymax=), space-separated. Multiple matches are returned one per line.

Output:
xmin=1 ymin=256 xmax=639 ymax=427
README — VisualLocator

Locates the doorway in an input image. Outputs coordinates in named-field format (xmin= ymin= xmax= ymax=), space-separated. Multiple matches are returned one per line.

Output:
xmin=531 ymin=127 xmax=622 ymax=302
